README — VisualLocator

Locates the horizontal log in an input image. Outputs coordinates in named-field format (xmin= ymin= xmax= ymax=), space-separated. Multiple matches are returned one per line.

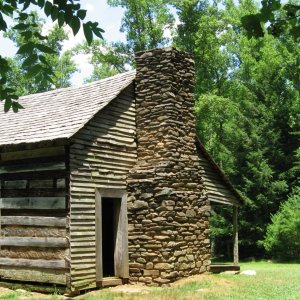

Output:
xmin=0 ymin=247 xmax=67 ymax=260
xmin=0 ymin=258 xmax=66 ymax=269
xmin=71 ymin=278 xmax=96 ymax=288
xmin=2 ymin=180 xmax=27 ymax=189
xmin=70 ymin=241 xmax=95 ymax=247
xmin=1 ymin=209 xmax=67 ymax=217
xmin=203 ymin=179 xmax=231 ymax=190
xmin=0 ymin=266 xmax=66 ymax=285
xmin=0 ymin=197 xmax=65 ymax=209
xmin=0 ymin=170 xmax=67 ymax=181
xmin=71 ymin=272 xmax=96 ymax=280
xmin=0 ymin=281 xmax=66 ymax=294
xmin=92 ymin=116 xmax=135 ymax=130
xmin=209 ymin=195 xmax=239 ymax=206
xmin=70 ymin=146 xmax=137 ymax=159
xmin=2 ymin=226 xmax=66 ymax=238
xmin=0 ymin=155 xmax=65 ymax=167
xmin=71 ymin=265 xmax=96 ymax=272
xmin=1 ymin=216 xmax=67 ymax=227
xmin=0 ymin=146 xmax=65 ymax=162
xmin=71 ymin=258 xmax=96 ymax=264
xmin=71 ymin=253 xmax=95 ymax=258
xmin=0 ymin=161 xmax=65 ymax=174
xmin=70 ymin=247 xmax=95 ymax=254
xmin=1 ymin=188 xmax=65 ymax=198
xmin=84 ymin=125 xmax=135 ymax=141
xmin=29 ymin=179 xmax=55 ymax=188
xmin=205 ymin=185 xmax=235 ymax=197
xmin=207 ymin=189 xmax=237 ymax=199
xmin=0 ymin=237 xmax=67 ymax=248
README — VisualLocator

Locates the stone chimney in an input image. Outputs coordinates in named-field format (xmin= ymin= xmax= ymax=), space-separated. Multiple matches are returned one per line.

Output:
xmin=127 ymin=48 xmax=210 ymax=286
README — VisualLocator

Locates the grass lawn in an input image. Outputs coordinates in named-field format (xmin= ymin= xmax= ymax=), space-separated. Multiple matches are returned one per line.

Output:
xmin=0 ymin=262 xmax=299 ymax=300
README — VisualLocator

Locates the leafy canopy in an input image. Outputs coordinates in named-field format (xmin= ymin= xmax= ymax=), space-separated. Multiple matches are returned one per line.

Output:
xmin=5 ymin=11 xmax=78 ymax=95
xmin=241 ymin=0 xmax=300 ymax=40
xmin=0 ymin=0 xmax=104 ymax=112
xmin=262 ymin=187 xmax=300 ymax=259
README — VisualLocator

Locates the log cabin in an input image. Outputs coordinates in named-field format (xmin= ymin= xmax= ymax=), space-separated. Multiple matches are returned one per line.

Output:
xmin=0 ymin=48 xmax=244 ymax=293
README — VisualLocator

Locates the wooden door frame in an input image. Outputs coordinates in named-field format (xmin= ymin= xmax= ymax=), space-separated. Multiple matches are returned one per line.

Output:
xmin=95 ymin=188 xmax=129 ymax=281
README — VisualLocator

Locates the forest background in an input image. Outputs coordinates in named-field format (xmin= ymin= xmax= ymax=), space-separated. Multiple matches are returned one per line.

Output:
xmin=1 ymin=0 xmax=299 ymax=261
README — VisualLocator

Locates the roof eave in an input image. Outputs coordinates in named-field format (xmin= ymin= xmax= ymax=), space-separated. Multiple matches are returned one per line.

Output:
xmin=0 ymin=137 xmax=69 ymax=153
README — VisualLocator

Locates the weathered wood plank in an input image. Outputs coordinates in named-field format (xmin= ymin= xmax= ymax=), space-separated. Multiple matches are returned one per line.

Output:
xmin=0 ymin=266 xmax=66 ymax=285
xmin=208 ymin=196 xmax=236 ymax=206
xmin=0 ymin=170 xmax=66 ymax=181
xmin=0 ymin=146 xmax=65 ymax=162
xmin=0 ymin=247 xmax=67 ymax=260
xmin=2 ymin=226 xmax=66 ymax=238
xmin=0 ymin=258 xmax=66 ymax=269
xmin=70 ymin=241 xmax=95 ymax=247
xmin=0 ymin=162 xmax=65 ymax=174
xmin=2 ymin=180 xmax=27 ymax=189
xmin=0 ymin=197 xmax=65 ymax=209
xmin=0 ymin=155 xmax=65 ymax=167
xmin=69 ymin=88 xmax=135 ymax=290
xmin=233 ymin=206 xmax=239 ymax=264
xmin=0 ymin=281 xmax=66 ymax=294
xmin=29 ymin=179 xmax=54 ymax=188
xmin=1 ymin=188 xmax=65 ymax=198
xmin=0 ymin=237 xmax=67 ymax=247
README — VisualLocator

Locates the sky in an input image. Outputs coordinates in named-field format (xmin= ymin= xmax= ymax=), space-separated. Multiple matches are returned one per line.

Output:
xmin=0 ymin=0 xmax=126 ymax=85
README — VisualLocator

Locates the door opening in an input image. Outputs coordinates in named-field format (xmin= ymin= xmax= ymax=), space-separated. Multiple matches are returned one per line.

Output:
xmin=102 ymin=197 xmax=120 ymax=277
xmin=96 ymin=189 xmax=129 ymax=282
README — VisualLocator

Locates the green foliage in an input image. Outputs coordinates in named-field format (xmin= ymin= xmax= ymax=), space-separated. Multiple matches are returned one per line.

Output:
xmin=79 ymin=0 xmax=174 ymax=83
xmin=73 ymin=40 xmax=132 ymax=82
xmin=242 ymin=1 xmax=300 ymax=40
xmin=0 ymin=0 xmax=104 ymax=112
xmin=108 ymin=0 xmax=174 ymax=52
xmin=173 ymin=0 xmax=300 ymax=258
xmin=4 ymin=12 xmax=77 ymax=96
xmin=262 ymin=187 xmax=300 ymax=259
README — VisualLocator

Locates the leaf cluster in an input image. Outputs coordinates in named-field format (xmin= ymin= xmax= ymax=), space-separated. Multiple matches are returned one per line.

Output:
xmin=262 ymin=187 xmax=300 ymax=259
xmin=241 ymin=1 xmax=300 ymax=40
xmin=0 ymin=0 xmax=104 ymax=112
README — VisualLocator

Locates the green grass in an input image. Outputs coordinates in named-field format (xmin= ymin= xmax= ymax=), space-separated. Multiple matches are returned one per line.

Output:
xmin=0 ymin=291 xmax=21 ymax=300
xmin=82 ymin=262 xmax=300 ymax=300
xmin=0 ymin=262 xmax=299 ymax=299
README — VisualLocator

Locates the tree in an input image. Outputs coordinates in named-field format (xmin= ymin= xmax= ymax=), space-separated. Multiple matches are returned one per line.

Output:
xmin=0 ymin=0 xmax=104 ymax=112
xmin=108 ymin=0 xmax=174 ymax=52
xmin=76 ymin=0 xmax=174 ymax=84
xmin=262 ymin=187 xmax=300 ymax=259
xmin=5 ymin=12 xmax=77 ymax=95
xmin=74 ymin=40 xmax=132 ymax=83
xmin=173 ymin=0 xmax=300 ymax=258
xmin=241 ymin=0 xmax=300 ymax=41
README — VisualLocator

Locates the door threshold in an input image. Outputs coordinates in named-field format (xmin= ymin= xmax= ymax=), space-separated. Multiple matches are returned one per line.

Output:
xmin=98 ymin=277 xmax=123 ymax=288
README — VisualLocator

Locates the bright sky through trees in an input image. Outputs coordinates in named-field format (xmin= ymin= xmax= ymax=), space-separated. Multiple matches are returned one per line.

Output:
xmin=0 ymin=0 xmax=126 ymax=85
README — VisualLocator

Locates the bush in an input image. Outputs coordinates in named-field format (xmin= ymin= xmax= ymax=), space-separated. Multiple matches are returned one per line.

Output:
xmin=263 ymin=187 xmax=300 ymax=259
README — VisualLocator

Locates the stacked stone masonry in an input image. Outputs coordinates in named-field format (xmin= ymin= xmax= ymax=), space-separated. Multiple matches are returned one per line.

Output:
xmin=127 ymin=48 xmax=211 ymax=286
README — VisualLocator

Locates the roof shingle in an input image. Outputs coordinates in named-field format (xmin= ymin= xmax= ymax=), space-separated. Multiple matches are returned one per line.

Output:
xmin=0 ymin=71 xmax=135 ymax=147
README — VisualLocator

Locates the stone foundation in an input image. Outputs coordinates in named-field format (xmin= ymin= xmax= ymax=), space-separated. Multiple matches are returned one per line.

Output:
xmin=127 ymin=48 xmax=211 ymax=286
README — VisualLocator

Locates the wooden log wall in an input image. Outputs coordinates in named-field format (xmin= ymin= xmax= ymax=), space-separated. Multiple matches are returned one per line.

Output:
xmin=69 ymin=84 xmax=136 ymax=291
xmin=197 ymin=150 xmax=240 ymax=206
xmin=0 ymin=146 xmax=69 ymax=286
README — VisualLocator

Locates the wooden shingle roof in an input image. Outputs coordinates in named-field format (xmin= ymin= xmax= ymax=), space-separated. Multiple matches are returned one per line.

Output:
xmin=0 ymin=71 xmax=136 ymax=147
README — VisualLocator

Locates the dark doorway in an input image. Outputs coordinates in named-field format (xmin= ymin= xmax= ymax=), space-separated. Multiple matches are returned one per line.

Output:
xmin=101 ymin=197 xmax=120 ymax=277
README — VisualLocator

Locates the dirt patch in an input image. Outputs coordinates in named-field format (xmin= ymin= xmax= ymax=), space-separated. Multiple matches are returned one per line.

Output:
xmin=0 ymin=274 xmax=234 ymax=299
xmin=0 ymin=286 xmax=12 ymax=294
